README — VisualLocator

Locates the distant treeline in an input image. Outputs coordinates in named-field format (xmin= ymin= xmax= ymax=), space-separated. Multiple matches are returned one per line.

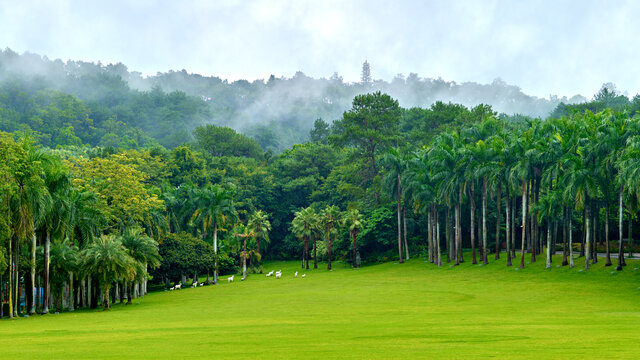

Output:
xmin=3 ymin=48 xmax=626 ymax=152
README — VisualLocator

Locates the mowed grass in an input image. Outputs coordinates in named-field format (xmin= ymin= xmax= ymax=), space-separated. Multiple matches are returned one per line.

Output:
xmin=1 ymin=253 xmax=640 ymax=359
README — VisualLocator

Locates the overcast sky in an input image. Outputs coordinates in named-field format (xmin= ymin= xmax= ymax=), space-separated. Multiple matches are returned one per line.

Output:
xmin=1 ymin=0 xmax=639 ymax=98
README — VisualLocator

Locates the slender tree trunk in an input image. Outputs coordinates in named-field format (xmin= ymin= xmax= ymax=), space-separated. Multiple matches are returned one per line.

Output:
xmin=511 ymin=197 xmax=517 ymax=258
xmin=580 ymin=208 xmax=586 ymax=258
xmin=102 ymin=285 xmax=110 ymax=310
xmin=562 ymin=207 xmax=568 ymax=266
xmin=41 ymin=231 xmax=50 ymax=314
xmin=585 ymin=201 xmax=591 ymax=270
xmin=427 ymin=210 xmax=433 ymax=263
xmin=403 ymin=203 xmax=409 ymax=260
xmin=127 ymin=281 xmax=133 ymax=305
xmin=313 ymin=235 xmax=318 ymax=269
xmin=29 ymin=233 xmax=36 ymax=314
xmin=506 ymin=192 xmax=512 ymax=266
xmin=68 ymin=272 xmax=75 ymax=311
xmin=397 ymin=174 xmax=404 ymax=263
xmin=8 ymin=235 xmax=13 ymax=318
xmin=617 ymin=185 xmax=625 ymax=270
xmin=546 ymin=221 xmax=552 ymax=269
xmin=14 ymin=236 xmax=20 ymax=317
xmin=569 ymin=210 xmax=575 ymax=268
xmin=256 ymin=238 xmax=261 ymax=267
xmin=483 ymin=177 xmax=488 ymax=265
xmin=470 ymin=183 xmax=477 ymax=264
xmin=458 ymin=186 xmax=464 ymax=263
xmin=305 ymin=238 xmax=309 ymax=270
xmin=436 ymin=209 xmax=441 ymax=267
xmin=530 ymin=183 xmax=537 ymax=263
xmin=520 ymin=181 xmax=527 ymax=269
xmin=627 ymin=208 xmax=633 ymax=260
xmin=243 ymin=236 xmax=247 ymax=279
xmin=328 ymin=235 xmax=333 ymax=270
xmin=454 ymin=202 xmax=460 ymax=266
xmin=445 ymin=210 xmax=451 ymax=263
xmin=495 ymin=184 xmax=502 ymax=260
xmin=213 ymin=223 xmax=218 ymax=284
xmin=593 ymin=205 xmax=599 ymax=264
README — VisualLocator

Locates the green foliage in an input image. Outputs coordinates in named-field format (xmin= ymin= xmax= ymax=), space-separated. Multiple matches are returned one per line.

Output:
xmin=153 ymin=232 xmax=215 ymax=283
xmin=194 ymin=124 xmax=263 ymax=159
xmin=357 ymin=206 xmax=395 ymax=261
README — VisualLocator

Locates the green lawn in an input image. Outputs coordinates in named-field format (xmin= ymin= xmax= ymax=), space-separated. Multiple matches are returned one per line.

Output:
xmin=1 ymin=253 xmax=640 ymax=359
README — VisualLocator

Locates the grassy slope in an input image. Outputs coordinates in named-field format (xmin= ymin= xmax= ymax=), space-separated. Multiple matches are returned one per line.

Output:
xmin=1 ymin=253 xmax=639 ymax=359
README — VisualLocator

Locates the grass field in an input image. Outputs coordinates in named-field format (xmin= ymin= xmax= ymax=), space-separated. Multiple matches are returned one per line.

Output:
xmin=1 ymin=253 xmax=639 ymax=359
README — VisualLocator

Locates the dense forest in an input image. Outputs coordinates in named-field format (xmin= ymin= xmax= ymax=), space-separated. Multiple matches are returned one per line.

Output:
xmin=2 ymin=49 xmax=640 ymax=318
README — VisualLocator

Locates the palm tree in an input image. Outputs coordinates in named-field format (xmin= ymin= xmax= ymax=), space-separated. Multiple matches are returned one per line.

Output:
xmin=232 ymin=223 xmax=255 ymax=279
xmin=191 ymin=184 xmax=237 ymax=284
xmin=79 ymin=235 xmax=136 ymax=310
xmin=120 ymin=227 xmax=161 ymax=304
xmin=48 ymin=239 xmax=78 ymax=312
xmin=10 ymin=139 xmax=50 ymax=316
xmin=533 ymin=191 xmax=561 ymax=269
xmin=344 ymin=209 xmax=365 ymax=268
xmin=321 ymin=205 xmax=342 ymax=270
xmin=292 ymin=207 xmax=315 ymax=270
xmin=561 ymin=148 xmax=597 ymax=270
xmin=247 ymin=210 xmax=271 ymax=267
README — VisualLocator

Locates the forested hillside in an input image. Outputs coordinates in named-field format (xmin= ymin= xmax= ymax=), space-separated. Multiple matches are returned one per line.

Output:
xmin=0 ymin=49 xmax=591 ymax=152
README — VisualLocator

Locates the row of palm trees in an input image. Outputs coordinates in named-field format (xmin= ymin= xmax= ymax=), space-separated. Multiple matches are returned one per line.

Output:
xmin=1 ymin=135 xmax=274 ymax=317
xmin=387 ymin=109 xmax=640 ymax=271
xmin=291 ymin=206 xmax=364 ymax=270
xmin=0 ymin=135 xmax=165 ymax=316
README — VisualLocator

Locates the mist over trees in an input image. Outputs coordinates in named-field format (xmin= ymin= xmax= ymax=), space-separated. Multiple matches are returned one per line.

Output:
xmin=0 ymin=48 xmax=593 ymax=152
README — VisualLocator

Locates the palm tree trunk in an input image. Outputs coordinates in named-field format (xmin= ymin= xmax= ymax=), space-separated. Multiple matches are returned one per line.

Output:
xmin=617 ymin=185 xmax=625 ymax=270
xmin=454 ymin=202 xmax=460 ymax=266
xmin=470 ymin=183 xmax=477 ymax=264
xmin=585 ymin=201 xmax=591 ymax=270
xmin=483 ymin=177 xmax=488 ymax=265
xmin=68 ymin=272 xmax=75 ymax=311
xmin=42 ymin=232 xmax=51 ymax=314
xmin=102 ymin=285 xmax=110 ymax=310
xmin=127 ymin=281 xmax=133 ymax=304
xmin=562 ymin=207 xmax=568 ymax=266
xmin=328 ymin=235 xmax=333 ymax=270
xmin=427 ymin=211 xmax=433 ymax=263
xmin=445 ymin=210 xmax=451 ymax=263
xmin=436 ymin=209 xmax=442 ymax=267
xmin=520 ymin=181 xmax=527 ymax=269
xmin=495 ymin=184 xmax=501 ymax=260
xmin=580 ymin=208 xmax=586 ymax=258
xmin=213 ymin=223 xmax=218 ymax=284
xmin=403 ymin=203 xmax=409 ymax=260
xmin=14 ymin=236 xmax=20 ymax=317
xmin=545 ymin=222 xmax=552 ymax=269
xmin=627 ymin=208 xmax=633 ymax=260
xmin=243 ymin=236 xmax=247 ymax=279
xmin=305 ymin=238 xmax=309 ymax=270
xmin=506 ymin=192 xmax=512 ymax=266
xmin=397 ymin=174 xmax=404 ymax=263
xmin=30 ymin=232 xmax=36 ymax=314
xmin=511 ymin=197 xmax=516 ymax=258
xmin=569 ymin=210 xmax=575 ymax=268
xmin=256 ymin=238 xmax=261 ymax=267
xmin=313 ymin=235 xmax=318 ymax=269
xmin=8 ymin=235 xmax=13 ymax=319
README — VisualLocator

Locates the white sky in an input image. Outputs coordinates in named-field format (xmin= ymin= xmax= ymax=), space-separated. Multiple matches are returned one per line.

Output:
xmin=1 ymin=0 xmax=639 ymax=98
